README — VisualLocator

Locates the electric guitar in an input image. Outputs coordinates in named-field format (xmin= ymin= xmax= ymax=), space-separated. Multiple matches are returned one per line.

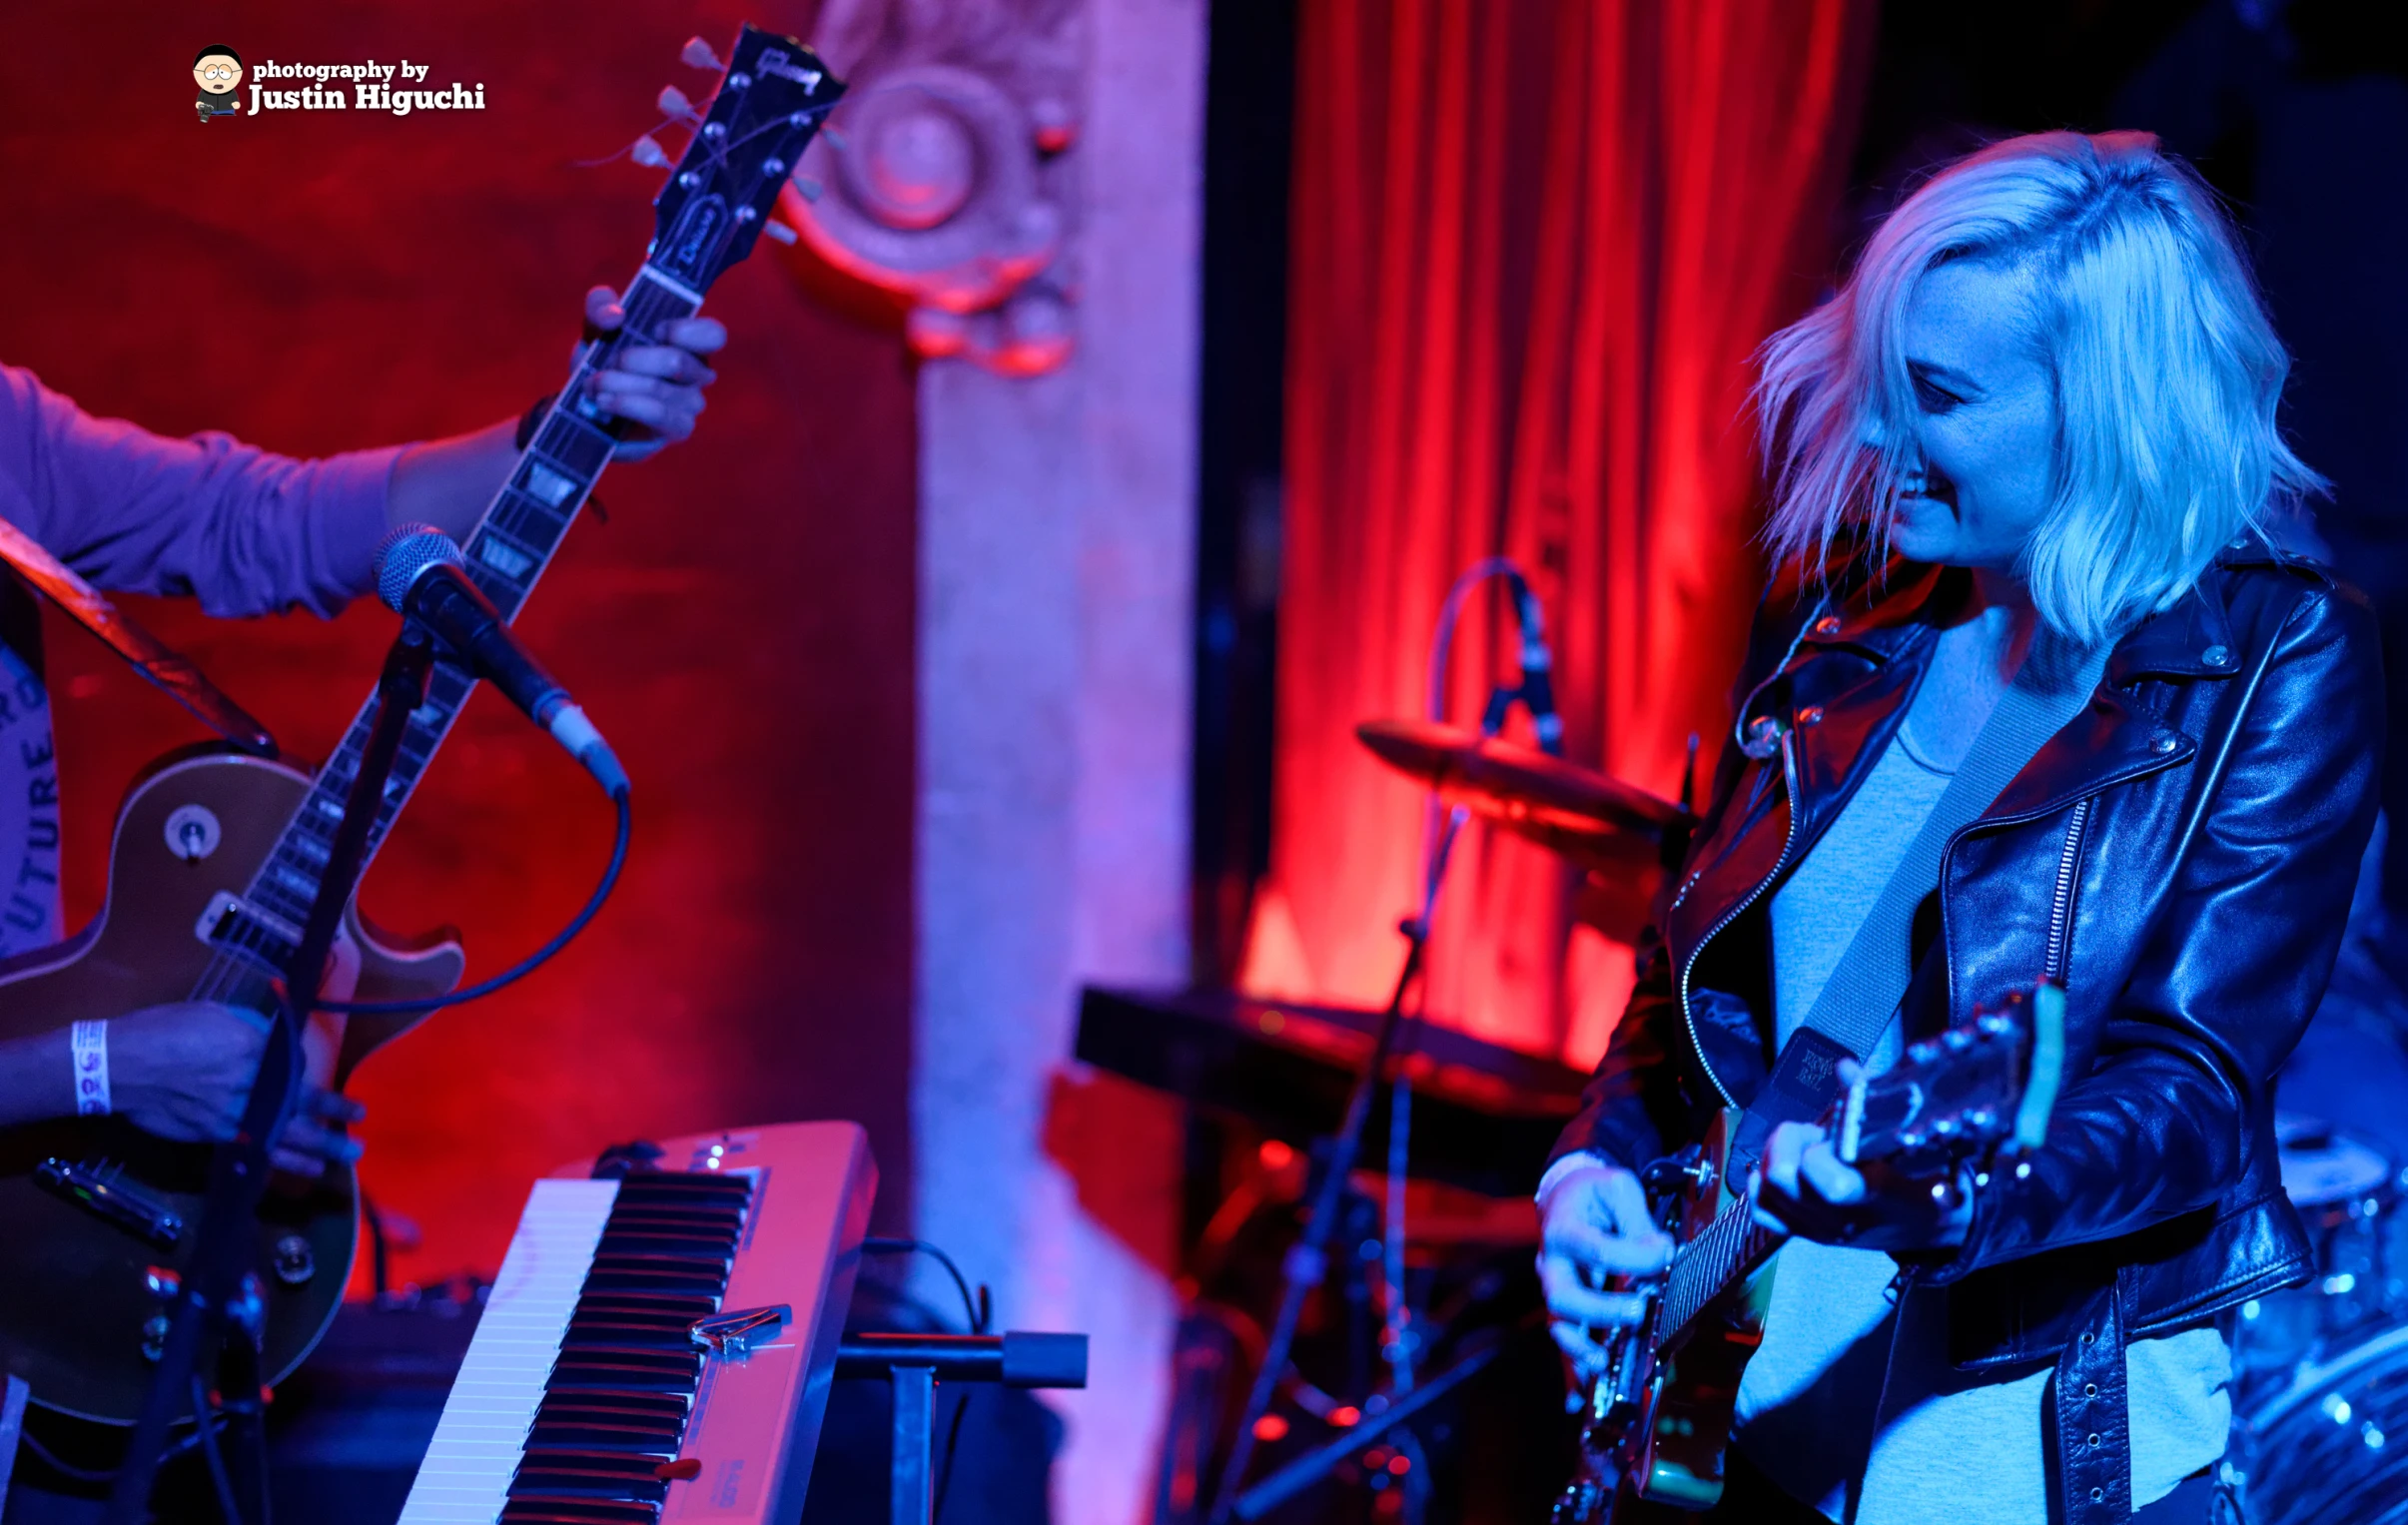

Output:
xmin=1552 ymin=985 xmax=2067 ymax=1523
xmin=0 ymin=26 xmax=843 ymax=1425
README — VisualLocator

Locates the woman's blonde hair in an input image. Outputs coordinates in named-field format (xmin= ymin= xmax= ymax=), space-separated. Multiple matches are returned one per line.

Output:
xmin=1756 ymin=130 xmax=2323 ymax=642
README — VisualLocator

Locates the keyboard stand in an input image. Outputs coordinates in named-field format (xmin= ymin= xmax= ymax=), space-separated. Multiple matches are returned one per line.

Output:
xmin=834 ymin=1332 xmax=1089 ymax=1525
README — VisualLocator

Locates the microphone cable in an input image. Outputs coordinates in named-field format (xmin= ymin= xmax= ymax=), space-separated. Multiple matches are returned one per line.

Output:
xmin=308 ymin=783 xmax=631 ymax=1017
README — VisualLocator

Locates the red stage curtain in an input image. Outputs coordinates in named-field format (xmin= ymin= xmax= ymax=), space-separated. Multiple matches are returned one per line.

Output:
xmin=1249 ymin=0 xmax=1873 ymax=1065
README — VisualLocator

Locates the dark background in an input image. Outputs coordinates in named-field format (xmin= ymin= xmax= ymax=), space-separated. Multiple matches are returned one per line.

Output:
xmin=0 ymin=0 xmax=922 ymax=1286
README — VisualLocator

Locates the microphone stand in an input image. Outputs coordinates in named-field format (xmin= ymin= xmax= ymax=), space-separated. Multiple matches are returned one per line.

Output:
xmin=1206 ymin=678 xmax=1548 ymax=1525
xmin=106 ymin=623 xmax=436 ymax=1525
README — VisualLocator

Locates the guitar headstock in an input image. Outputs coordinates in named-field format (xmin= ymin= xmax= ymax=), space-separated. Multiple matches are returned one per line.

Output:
xmin=646 ymin=26 xmax=846 ymax=292
xmin=1837 ymin=984 xmax=2066 ymax=1176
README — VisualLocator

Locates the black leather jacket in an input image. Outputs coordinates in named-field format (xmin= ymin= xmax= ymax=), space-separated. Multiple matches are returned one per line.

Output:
xmin=1554 ymin=544 xmax=2383 ymax=1522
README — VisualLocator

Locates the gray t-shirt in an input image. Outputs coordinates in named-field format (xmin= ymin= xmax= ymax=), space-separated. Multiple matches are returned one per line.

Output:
xmin=1739 ymin=700 xmax=2229 ymax=1522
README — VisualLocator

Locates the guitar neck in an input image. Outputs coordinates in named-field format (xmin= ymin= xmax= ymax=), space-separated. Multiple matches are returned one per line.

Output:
xmin=189 ymin=267 xmax=701 ymax=995
xmin=1658 ymin=1197 xmax=1781 ymax=1345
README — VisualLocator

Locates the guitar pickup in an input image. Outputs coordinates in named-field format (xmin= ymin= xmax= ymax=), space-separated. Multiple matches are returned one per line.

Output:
xmin=35 ymin=1157 xmax=183 ymax=1250
xmin=194 ymin=891 xmax=301 ymax=974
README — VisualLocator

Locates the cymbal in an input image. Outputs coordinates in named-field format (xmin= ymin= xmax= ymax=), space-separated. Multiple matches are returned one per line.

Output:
xmin=1353 ymin=719 xmax=1691 ymax=881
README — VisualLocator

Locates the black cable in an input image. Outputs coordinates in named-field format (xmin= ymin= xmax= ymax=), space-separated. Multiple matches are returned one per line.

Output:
xmin=933 ymin=1387 xmax=973 ymax=1523
xmin=189 ymin=1378 xmax=241 ymax=1525
xmin=312 ymin=785 xmax=630 ymax=1016
xmin=861 ymin=1236 xmax=986 ymax=1333
xmin=22 ymin=1413 xmax=227 ymax=1486
xmin=860 ymin=1236 xmax=989 ymax=1521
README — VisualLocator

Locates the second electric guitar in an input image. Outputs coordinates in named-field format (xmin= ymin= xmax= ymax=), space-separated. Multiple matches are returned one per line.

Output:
xmin=0 ymin=25 xmax=843 ymax=1425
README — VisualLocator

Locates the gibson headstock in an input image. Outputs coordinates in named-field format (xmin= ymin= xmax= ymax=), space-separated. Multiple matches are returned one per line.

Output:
xmin=1837 ymin=983 xmax=2066 ymax=1176
xmin=645 ymin=26 xmax=846 ymax=293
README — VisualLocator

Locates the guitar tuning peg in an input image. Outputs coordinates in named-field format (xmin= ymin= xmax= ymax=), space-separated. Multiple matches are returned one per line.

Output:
xmin=681 ymin=37 xmax=726 ymax=72
xmin=762 ymin=220 xmax=799 ymax=246
xmin=791 ymin=175 xmax=824 ymax=203
xmin=630 ymin=134 xmax=670 ymax=169
xmin=820 ymin=126 xmax=849 ymax=153
xmin=657 ymin=85 xmax=695 ymax=120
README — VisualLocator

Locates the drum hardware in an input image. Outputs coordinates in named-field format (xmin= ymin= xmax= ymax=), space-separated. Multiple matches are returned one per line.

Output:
xmin=1202 ymin=616 xmax=1624 ymax=1523
xmin=2229 ymin=1115 xmax=2408 ymax=1522
xmin=1352 ymin=719 xmax=1694 ymax=947
xmin=2233 ymin=1116 xmax=2402 ymax=1386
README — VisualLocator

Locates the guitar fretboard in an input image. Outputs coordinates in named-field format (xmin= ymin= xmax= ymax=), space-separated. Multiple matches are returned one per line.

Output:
xmin=189 ymin=270 xmax=701 ymax=1007
xmin=1659 ymin=1198 xmax=1779 ymax=1344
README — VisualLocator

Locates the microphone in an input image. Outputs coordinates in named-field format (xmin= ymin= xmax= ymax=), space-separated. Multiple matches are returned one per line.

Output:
xmin=1505 ymin=571 xmax=1563 ymax=755
xmin=372 ymin=525 xmax=630 ymax=798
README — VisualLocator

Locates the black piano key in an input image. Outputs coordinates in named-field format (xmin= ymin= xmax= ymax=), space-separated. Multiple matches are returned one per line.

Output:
xmin=580 ymin=1266 xmax=726 ymax=1296
xmin=532 ymin=1395 xmax=688 ymax=1441
xmin=526 ymin=1416 xmax=683 ymax=1451
xmin=575 ymin=1281 xmax=717 ymax=1310
xmin=593 ymin=1232 xmax=736 ymax=1261
xmin=610 ymin=1188 xmax=745 ymax=1208
xmin=499 ymin=1497 xmax=660 ymax=1523
xmin=548 ymin=1359 xmax=701 ymax=1386
xmin=535 ymin=1390 xmax=689 ymax=1419
xmin=563 ymin=1319 xmax=697 ymax=1352
xmin=607 ymin=1200 xmax=745 ymax=1223
xmin=510 ymin=1448 xmax=671 ymax=1503
xmin=600 ymin=1212 xmax=741 ymax=1237
xmin=551 ymin=1341 xmax=703 ymax=1370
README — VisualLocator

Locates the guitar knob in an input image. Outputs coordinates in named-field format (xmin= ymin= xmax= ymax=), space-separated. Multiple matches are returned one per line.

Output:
xmin=140 ymin=1315 xmax=169 ymax=1364
xmin=272 ymin=1234 xmax=317 ymax=1287
xmin=1944 ymin=1029 xmax=1974 ymax=1052
xmin=144 ymin=1265 xmax=180 ymax=1300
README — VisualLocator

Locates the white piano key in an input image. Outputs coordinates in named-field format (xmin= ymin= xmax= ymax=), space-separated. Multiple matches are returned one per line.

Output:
xmin=397 ymin=1177 xmax=618 ymax=1524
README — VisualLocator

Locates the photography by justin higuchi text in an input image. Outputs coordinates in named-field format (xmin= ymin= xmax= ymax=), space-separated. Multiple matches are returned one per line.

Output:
xmin=193 ymin=47 xmax=486 ymax=121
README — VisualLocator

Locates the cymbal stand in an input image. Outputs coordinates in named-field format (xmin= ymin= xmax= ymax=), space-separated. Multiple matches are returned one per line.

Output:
xmin=105 ymin=622 xmax=436 ymax=1525
xmin=1205 ymin=797 xmax=1464 ymax=1524
xmin=1206 ymin=560 xmax=1571 ymax=1522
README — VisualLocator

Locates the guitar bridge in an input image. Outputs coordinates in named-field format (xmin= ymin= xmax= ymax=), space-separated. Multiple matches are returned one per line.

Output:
xmin=34 ymin=1158 xmax=184 ymax=1250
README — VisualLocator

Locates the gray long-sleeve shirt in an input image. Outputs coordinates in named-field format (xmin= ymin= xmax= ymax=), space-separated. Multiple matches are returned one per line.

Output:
xmin=0 ymin=363 xmax=398 ymax=951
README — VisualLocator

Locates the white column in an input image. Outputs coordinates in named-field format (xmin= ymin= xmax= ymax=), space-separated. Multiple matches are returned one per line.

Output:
xmin=912 ymin=0 xmax=1204 ymax=1519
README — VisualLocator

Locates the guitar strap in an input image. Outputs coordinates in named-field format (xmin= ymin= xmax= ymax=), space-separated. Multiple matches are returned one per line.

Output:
xmin=0 ymin=515 xmax=275 ymax=753
xmin=1731 ymin=623 xmax=2108 ymax=1170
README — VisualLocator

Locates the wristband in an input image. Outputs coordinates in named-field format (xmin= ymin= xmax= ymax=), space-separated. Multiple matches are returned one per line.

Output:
xmin=70 ymin=1020 xmax=109 ymax=1117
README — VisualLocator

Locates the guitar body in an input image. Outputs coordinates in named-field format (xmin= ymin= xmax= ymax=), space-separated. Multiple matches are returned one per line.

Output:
xmin=0 ymin=746 xmax=461 ymax=1423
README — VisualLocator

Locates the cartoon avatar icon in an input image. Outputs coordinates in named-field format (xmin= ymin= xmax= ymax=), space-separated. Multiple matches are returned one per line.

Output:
xmin=195 ymin=45 xmax=242 ymax=122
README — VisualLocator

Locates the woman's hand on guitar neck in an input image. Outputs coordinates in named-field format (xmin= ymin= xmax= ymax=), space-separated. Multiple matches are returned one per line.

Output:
xmin=1751 ymin=1119 xmax=1972 ymax=1252
xmin=1537 ymin=1157 xmax=1674 ymax=1377
xmin=109 ymin=1003 xmax=366 ymax=1175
